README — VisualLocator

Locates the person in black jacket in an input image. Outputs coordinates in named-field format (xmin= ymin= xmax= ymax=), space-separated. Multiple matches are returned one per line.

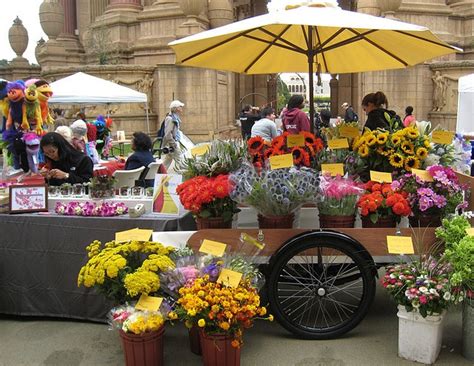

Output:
xmin=361 ymin=91 xmax=397 ymax=130
xmin=40 ymin=132 xmax=93 ymax=186
xmin=125 ymin=132 xmax=155 ymax=170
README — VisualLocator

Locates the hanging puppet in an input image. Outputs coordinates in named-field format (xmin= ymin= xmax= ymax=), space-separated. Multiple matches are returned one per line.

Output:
xmin=23 ymin=84 xmax=44 ymax=134
xmin=32 ymin=79 xmax=54 ymax=126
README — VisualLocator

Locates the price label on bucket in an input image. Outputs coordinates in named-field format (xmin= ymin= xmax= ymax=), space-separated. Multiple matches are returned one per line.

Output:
xmin=387 ymin=236 xmax=414 ymax=254
xmin=135 ymin=294 xmax=163 ymax=311
xmin=431 ymin=131 xmax=454 ymax=145
xmin=411 ymin=168 xmax=433 ymax=182
xmin=217 ymin=269 xmax=243 ymax=288
xmin=370 ymin=171 xmax=392 ymax=183
xmin=269 ymin=154 xmax=294 ymax=170
xmin=199 ymin=239 xmax=227 ymax=257
xmin=327 ymin=138 xmax=349 ymax=150
xmin=321 ymin=163 xmax=344 ymax=176
xmin=287 ymin=134 xmax=305 ymax=147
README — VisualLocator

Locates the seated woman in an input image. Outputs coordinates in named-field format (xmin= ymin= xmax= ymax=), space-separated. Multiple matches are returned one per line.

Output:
xmin=125 ymin=132 xmax=155 ymax=170
xmin=40 ymin=132 xmax=93 ymax=186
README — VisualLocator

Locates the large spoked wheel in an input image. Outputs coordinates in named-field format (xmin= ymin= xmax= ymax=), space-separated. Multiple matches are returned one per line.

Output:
xmin=268 ymin=234 xmax=376 ymax=339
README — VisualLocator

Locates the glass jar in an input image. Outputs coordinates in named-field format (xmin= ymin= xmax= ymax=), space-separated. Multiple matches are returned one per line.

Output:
xmin=119 ymin=186 xmax=130 ymax=197
xmin=48 ymin=186 xmax=59 ymax=197
xmin=131 ymin=186 xmax=144 ymax=198
xmin=72 ymin=184 xmax=84 ymax=197
xmin=59 ymin=184 xmax=72 ymax=197
xmin=145 ymin=187 xmax=154 ymax=198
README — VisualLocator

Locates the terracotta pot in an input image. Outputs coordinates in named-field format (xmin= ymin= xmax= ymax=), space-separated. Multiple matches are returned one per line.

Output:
xmin=319 ymin=214 xmax=355 ymax=228
xmin=361 ymin=215 xmax=397 ymax=228
xmin=188 ymin=325 xmax=202 ymax=355
xmin=195 ymin=216 xmax=232 ymax=229
xmin=200 ymin=330 xmax=241 ymax=366
xmin=409 ymin=214 xmax=442 ymax=228
xmin=119 ymin=327 xmax=164 ymax=366
xmin=257 ymin=213 xmax=294 ymax=229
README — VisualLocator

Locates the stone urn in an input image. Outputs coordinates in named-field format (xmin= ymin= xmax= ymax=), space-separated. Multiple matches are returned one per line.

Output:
xmin=8 ymin=17 xmax=29 ymax=58
xmin=376 ymin=0 xmax=402 ymax=18
xmin=39 ymin=0 xmax=64 ymax=40
xmin=208 ymin=0 xmax=233 ymax=28
xmin=177 ymin=0 xmax=207 ymax=23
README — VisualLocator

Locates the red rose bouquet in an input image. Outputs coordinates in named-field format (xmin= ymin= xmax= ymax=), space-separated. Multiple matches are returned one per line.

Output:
xmin=357 ymin=180 xmax=411 ymax=224
xmin=176 ymin=174 xmax=239 ymax=222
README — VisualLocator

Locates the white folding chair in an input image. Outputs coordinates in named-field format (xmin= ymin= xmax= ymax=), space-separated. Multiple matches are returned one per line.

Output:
xmin=144 ymin=160 xmax=163 ymax=180
xmin=112 ymin=166 xmax=145 ymax=188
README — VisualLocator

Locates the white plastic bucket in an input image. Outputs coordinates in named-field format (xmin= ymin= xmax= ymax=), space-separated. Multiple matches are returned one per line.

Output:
xmin=397 ymin=305 xmax=445 ymax=364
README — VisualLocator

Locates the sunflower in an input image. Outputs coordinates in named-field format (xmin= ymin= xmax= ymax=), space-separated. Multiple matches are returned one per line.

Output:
xmin=391 ymin=135 xmax=402 ymax=146
xmin=401 ymin=141 xmax=414 ymax=155
xmin=424 ymin=139 xmax=431 ymax=148
xmin=389 ymin=153 xmax=404 ymax=168
xmin=358 ymin=144 xmax=369 ymax=158
xmin=405 ymin=127 xmax=420 ymax=139
xmin=352 ymin=136 xmax=365 ymax=151
xmin=376 ymin=146 xmax=390 ymax=156
xmin=416 ymin=147 xmax=428 ymax=160
xmin=263 ymin=147 xmax=275 ymax=160
xmin=301 ymin=131 xmax=315 ymax=145
xmin=366 ymin=134 xmax=377 ymax=146
xmin=377 ymin=133 xmax=388 ymax=145
xmin=247 ymin=136 xmax=265 ymax=154
xmin=404 ymin=156 xmax=420 ymax=171
xmin=271 ymin=135 xmax=285 ymax=150
xmin=291 ymin=146 xmax=310 ymax=166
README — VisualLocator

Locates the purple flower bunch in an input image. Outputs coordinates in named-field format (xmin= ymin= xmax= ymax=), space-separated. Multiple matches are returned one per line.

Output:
xmin=160 ymin=265 xmax=200 ymax=296
xmin=391 ymin=165 xmax=466 ymax=217
xmin=55 ymin=201 xmax=128 ymax=216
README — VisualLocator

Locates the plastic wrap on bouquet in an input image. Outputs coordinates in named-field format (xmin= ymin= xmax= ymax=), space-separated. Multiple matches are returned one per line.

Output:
xmin=159 ymin=249 xmax=199 ymax=299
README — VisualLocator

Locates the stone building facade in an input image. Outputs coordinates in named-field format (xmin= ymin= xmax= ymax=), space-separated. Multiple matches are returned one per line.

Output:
xmin=1 ymin=0 xmax=473 ymax=138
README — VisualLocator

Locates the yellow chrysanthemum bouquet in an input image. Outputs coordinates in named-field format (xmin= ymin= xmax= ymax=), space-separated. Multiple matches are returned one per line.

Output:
xmin=78 ymin=240 xmax=175 ymax=304
xmin=352 ymin=126 xmax=431 ymax=175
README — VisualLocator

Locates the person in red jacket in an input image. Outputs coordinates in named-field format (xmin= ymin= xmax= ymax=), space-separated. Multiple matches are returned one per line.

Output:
xmin=282 ymin=94 xmax=310 ymax=134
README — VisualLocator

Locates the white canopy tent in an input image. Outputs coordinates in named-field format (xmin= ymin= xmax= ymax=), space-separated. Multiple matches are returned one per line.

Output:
xmin=49 ymin=72 xmax=150 ymax=133
xmin=456 ymin=73 xmax=474 ymax=134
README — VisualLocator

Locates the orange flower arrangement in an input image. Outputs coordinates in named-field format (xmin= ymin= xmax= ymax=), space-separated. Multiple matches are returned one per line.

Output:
xmin=247 ymin=131 xmax=323 ymax=167
xmin=357 ymin=181 xmax=412 ymax=224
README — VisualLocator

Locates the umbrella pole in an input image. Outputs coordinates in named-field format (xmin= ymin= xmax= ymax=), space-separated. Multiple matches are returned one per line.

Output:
xmin=308 ymin=26 xmax=316 ymax=134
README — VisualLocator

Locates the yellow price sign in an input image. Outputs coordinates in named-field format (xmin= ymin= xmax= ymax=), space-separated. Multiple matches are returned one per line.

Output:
xmin=217 ymin=269 xmax=243 ymax=288
xmin=370 ymin=171 xmax=393 ymax=183
xmin=269 ymin=153 xmax=294 ymax=170
xmin=411 ymin=168 xmax=433 ymax=182
xmin=327 ymin=138 xmax=349 ymax=150
xmin=339 ymin=126 xmax=360 ymax=138
xmin=115 ymin=228 xmax=153 ymax=242
xmin=135 ymin=294 xmax=163 ymax=312
xmin=466 ymin=228 xmax=474 ymax=236
xmin=432 ymin=131 xmax=454 ymax=145
xmin=287 ymin=134 xmax=305 ymax=147
xmin=199 ymin=239 xmax=227 ymax=257
xmin=191 ymin=144 xmax=210 ymax=156
xmin=321 ymin=163 xmax=344 ymax=177
xmin=387 ymin=236 xmax=414 ymax=254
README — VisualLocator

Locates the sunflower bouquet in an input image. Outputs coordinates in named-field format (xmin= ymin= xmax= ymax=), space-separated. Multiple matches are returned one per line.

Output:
xmin=173 ymin=275 xmax=272 ymax=348
xmin=247 ymin=131 xmax=324 ymax=168
xmin=77 ymin=240 xmax=175 ymax=304
xmin=352 ymin=126 xmax=431 ymax=176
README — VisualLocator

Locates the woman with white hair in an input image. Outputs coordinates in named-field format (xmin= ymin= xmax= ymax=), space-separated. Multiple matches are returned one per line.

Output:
xmin=70 ymin=119 xmax=100 ymax=164
xmin=161 ymin=100 xmax=184 ymax=169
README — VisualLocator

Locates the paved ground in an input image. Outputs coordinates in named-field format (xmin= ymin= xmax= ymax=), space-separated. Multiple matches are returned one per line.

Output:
xmin=0 ymin=280 xmax=471 ymax=366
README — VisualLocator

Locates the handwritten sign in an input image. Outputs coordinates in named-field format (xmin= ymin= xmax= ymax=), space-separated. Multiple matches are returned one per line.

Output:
xmin=115 ymin=228 xmax=153 ymax=242
xmin=327 ymin=138 xmax=349 ymax=150
xmin=217 ymin=269 xmax=243 ymax=288
xmin=339 ymin=126 xmax=360 ymax=139
xmin=191 ymin=144 xmax=210 ymax=156
xmin=387 ymin=236 xmax=414 ymax=254
xmin=269 ymin=153 xmax=293 ymax=170
xmin=370 ymin=171 xmax=393 ymax=183
xmin=287 ymin=134 xmax=305 ymax=147
xmin=135 ymin=294 xmax=163 ymax=311
xmin=432 ymin=131 xmax=454 ymax=145
xmin=199 ymin=239 xmax=227 ymax=257
xmin=411 ymin=168 xmax=433 ymax=182
xmin=466 ymin=228 xmax=474 ymax=236
xmin=321 ymin=163 xmax=344 ymax=176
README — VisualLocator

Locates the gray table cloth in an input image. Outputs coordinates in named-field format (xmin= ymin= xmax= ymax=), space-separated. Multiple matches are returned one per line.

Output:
xmin=0 ymin=212 xmax=196 ymax=322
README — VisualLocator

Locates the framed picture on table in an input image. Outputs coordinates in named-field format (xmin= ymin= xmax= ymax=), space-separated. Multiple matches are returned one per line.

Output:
xmin=9 ymin=184 xmax=48 ymax=214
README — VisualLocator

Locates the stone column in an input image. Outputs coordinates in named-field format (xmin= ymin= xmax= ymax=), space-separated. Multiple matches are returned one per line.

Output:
xmin=106 ymin=0 xmax=143 ymax=12
xmin=329 ymin=74 xmax=339 ymax=118
xmin=90 ymin=0 xmax=108 ymax=19
xmin=356 ymin=0 xmax=380 ymax=16
xmin=59 ymin=0 xmax=77 ymax=38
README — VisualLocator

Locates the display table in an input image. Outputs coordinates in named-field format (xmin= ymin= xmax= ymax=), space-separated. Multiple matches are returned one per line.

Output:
xmin=0 ymin=212 xmax=196 ymax=322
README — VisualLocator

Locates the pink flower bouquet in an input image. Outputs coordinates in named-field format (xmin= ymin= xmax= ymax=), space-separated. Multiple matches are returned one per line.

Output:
xmin=317 ymin=174 xmax=364 ymax=216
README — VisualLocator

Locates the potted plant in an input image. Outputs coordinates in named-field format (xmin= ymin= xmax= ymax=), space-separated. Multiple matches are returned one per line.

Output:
xmin=392 ymin=165 xmax=466 ymax=227
xmin=436 ymin=214 xmax=474 ymax=360
xmin=381 ymin=256 xmax=456 ymax=364
xmin=77 ymin=239 xmax=175 ymax=304
xmin=357 ymin=180 xmax=411 ymax=227
xmin=89 ymin=175 xmax=116 ymax=199
xmin=173 ymin=275 xmax=272 ymax=366
xmin=230 ymin=164 xmax=319 ymax=228
xmin=176 ymin=174 xmax=240 ymax=229
xmin=59 ymin=183 xmax=72 ymax=197
xmin=317 ymin=173 xmax=364 ymax=228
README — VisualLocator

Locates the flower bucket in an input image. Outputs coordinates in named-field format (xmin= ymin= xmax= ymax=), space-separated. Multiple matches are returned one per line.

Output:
xmin=462 ymin=299 xmax=474 ymax=361
xmin=200 ymin=330 xmax=241 ymax=366
xmin=409 ymin=214 xmax=441 ymax=228
xmin=397 ymin=306 xmax=445 ymax=364
xmin=195 ymin=216 xmax=232 ymax=229
xmin=319 ymin=214 xmax=355 ymax=228
xmin=189 ymin=325 xmax=202 ymax=356
xmin=361 ymin=215 xmax=396 ymax=228
xmin=257 ymin=213 xmax=294 ymax=229
xmin=119 ymin=327 xmax=165 ymax=366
